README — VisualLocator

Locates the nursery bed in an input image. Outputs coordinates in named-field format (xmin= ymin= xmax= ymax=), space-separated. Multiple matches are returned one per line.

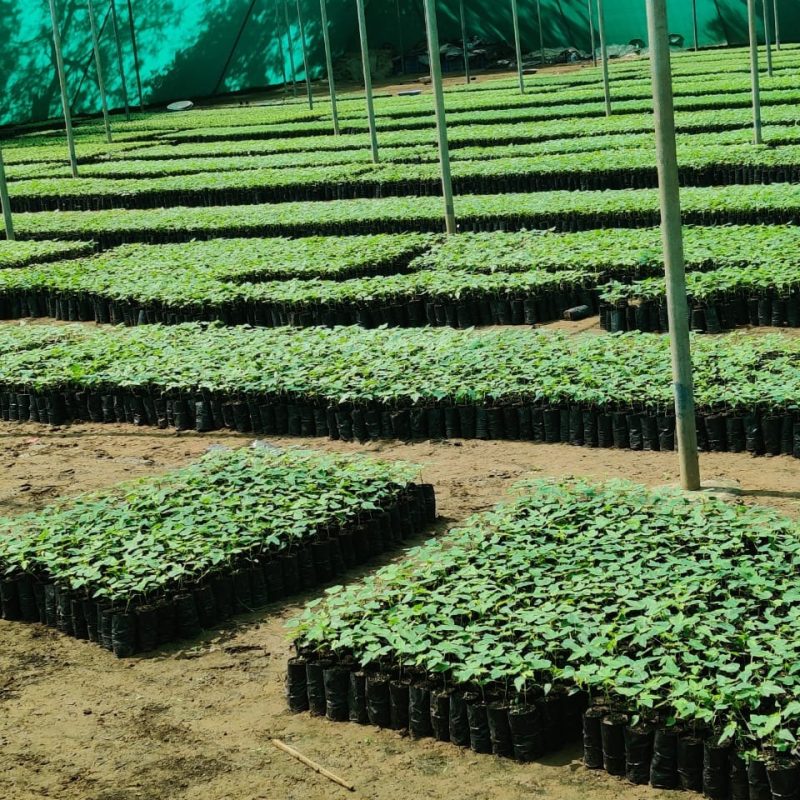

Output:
xmin=11 ymin=183 xmax=800 ymax=247
xmin=0 ymin=323 xmax=797 ymax=459
xmin=0 ymin=446 xmax=435 ymax=657
xmin=289 ymin=478 xmax=800 ymax=794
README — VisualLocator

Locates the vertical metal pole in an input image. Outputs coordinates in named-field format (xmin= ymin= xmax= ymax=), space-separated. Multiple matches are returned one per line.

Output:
xmin=644 ymin=0 xmax=701 ymax=492
xmin=126 ymin=0 xmax=144 ymax=110
xmin=319 ymin=0 xmax=339 ymax=134
xmin=88 ymin=0 xmax=112 ymax=143
xmin=295 ymin=0 xmax=314 ymax=109
xmin=48 ymin=0 xmax=79 ymax=177
xmin=762 ymin=0 xmax=773 ymax=76
xmin=459 ymin=0 xmax=470 ymax=84
xmin=691 ymin=0 xmax=698 ymax=50
xmin=284 ymin=0 xmax=298 ymax=98
xmin=510 ymin=0 xmax=524 ymax=94
xmin=109 ymin=0 xmax=131 ymax=120
xmin=773 ymin=0 xmax=780 ymax=50
xmin=422 ymin=0 xmax=456 ymax=235
xmin=356 ymin=0 xmax=379 ymax=162
xmin=536 ymin=0 xmax=545 ymax=64
xmin=0 ymin=151 xmax=14 ymax=241
xmin=587 ymin=0 xmax=596 ymax=66
xmin=276 ymin=4 xmax=289 ymax=102
xmin=396 ymin=0 xmax=405 ymax=74
xmin=597 ymin=0 xmax=611 ymax=115
xmin=748 ymin=0 xmax=763 ymax=144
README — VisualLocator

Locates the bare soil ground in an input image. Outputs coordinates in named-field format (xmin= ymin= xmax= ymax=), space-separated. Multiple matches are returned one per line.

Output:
xmin=1 ymin=422 xmax=798 ymax=800
xmin=4 ymin=51 xmax=795 ymax=797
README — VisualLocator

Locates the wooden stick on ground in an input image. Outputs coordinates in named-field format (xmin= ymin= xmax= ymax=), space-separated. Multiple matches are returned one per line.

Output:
xmin=270 ymin=738 xmax=355 ymax=792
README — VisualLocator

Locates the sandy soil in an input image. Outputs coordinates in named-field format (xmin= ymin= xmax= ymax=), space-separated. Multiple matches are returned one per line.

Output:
xmin=1 ymin=422 xmax=799 ymax=800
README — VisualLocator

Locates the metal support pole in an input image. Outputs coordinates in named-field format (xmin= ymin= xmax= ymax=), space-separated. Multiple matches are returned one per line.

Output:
xmin=88 ymin=0 xmax=112 ymax=143
xmin=396 ymin=0 xmax=405 ymax=74
xmin=48 ymin=0 xmax=79 ymax=177
xmin=691 ymin=0 xmax=698 ymax=50
xmin=125 ymin=0 xmax=144 ymax=109
xmin=762 ymin=0 xmax=773 ymax=76
xmin=587 ymin=0 xmax=596 ymax=66
xmin=355 ymin=0 xmax=379 ymax=162
xmin=319 ymin=0 xmax=339 ymax=134
xmin=536 ymin=0 xmax=545 ymax=65
xmin=459 ymin=0 xmax=470 ymax=85
xmin=109 ymin=0 xmax=131 ymax=120
xmin=295 ymin=0 xmax=314 ymax=109
xmin=644 ymin=0 xmax=701 ymax=492
xmin=747 ymin=0 xmax=763 ymax=144
xmin=283 ymin=0 xmax=298 ymax=98
xmin=597 ymin=0 xmax=611 ymax=115
xmin=275 ymin=4 xmax=289 ymax=102
xmin=773 ymin=0 xmax=780 ymax=50
xmin=510 ymin=0 xmax=524 ymax=94
xmin=69 ymin=5 xmax=111 ymax=111
xmin=422 ymin=0 xmax=456 ymax=235
xmin=0 ymin=151 xmax=14 ymax=241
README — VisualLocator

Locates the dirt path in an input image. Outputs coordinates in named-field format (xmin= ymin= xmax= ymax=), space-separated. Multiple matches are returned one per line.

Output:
xmin=1 ymin=422 xmax=798 ymax=519
xmin=1 ymin=423 xmax=798 ymax=800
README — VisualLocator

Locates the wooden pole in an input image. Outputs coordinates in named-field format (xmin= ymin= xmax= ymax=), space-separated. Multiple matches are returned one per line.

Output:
xmin=109 ymin=0 xmax=131 ymax=120
xmin=319 ymin=0 xmax=339 ymax=133
xmin=597 ymin=0 xmax=611 ymax=115
xmin=125 ymin=0 xmax=144 ymax=109
xmin=459 ymin=0 xmax=470 ymax=84
xmin=587 ymin=0 xmax=596 ymax=66
xmin=355 ymin=0 xmax=379 ymax=162
xmin=0 ymin=151 xmax=14 ymax=241
xmin=422 ymin=0 xmax=456 ymax=235
xmin=747 ymin=0 xmax=763 ymax=144
xmin=88 ymin=0 xmax=112 ymax=143
xmin=47 ymin=0 xmax=79 ymax=177
xmin=691 ymin=0 xmax=698 ymax=50
xmin=645 ymin=0 xmax=701 ymax=492
xmin=295 ymin=0 xmax=314 ymax=109
xmin=762 ymin=0 xmax=773 ymax=76
xmin=283 ymin=0 xmax=298 ymax=98
xmin=510 ymin=0 xmax=524 ymax=94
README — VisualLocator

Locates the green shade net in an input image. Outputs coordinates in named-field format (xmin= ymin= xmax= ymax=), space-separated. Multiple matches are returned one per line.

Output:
xmin=1 ymin=0 xmax=797 ymax=127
